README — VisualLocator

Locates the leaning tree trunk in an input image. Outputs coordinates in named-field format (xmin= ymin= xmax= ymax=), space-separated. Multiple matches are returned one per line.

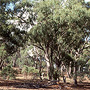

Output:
xmin=0 ymin=59 xmax=3 ymax=70
xmin=0 ymin=52 xmax=7 ymax=70
xmin=0 ymin=50 xmax=5 ymax=70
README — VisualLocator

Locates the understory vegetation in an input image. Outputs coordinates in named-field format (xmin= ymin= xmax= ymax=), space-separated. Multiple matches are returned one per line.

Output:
xmin=0 ymin=0 xmax=90 ymax=89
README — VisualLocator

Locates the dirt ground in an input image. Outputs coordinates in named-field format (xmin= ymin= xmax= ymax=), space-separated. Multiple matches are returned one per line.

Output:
xmin=0 ymin=73 xmax=90 ymax=90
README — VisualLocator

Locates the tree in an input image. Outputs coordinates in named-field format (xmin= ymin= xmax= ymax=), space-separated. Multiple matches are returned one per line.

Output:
xmin=29 ymin=0 xmax=61 ymax=79
xmin=28 ymin=0 xmax=90 ymax=83
xmin=0 ymin=0 xmax=29 ymax=69
xmin=0 ymin=0 xmax=28 ymax=54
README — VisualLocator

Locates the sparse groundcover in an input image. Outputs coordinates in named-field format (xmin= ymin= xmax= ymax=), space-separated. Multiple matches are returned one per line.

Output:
xmin=0 ymin=65 xmax=18 ymax=80
xmin=21 ymin=65 xmax=39 ymax=79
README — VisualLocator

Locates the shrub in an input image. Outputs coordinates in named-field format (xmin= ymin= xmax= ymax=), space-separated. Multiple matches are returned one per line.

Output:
xmin=28 ymin=67 xmax=39 ymax=74
xmin=21 ymin=65 xmax=28 ymax=75
xmin=1 ymin=65 xmax=18 ymax=80
xmin=22 ymin=66 xmax=39 ymax=74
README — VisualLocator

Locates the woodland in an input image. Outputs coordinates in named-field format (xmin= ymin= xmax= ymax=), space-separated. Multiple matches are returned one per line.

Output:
xmin=0 ymin=0 xmax=90 ymax=90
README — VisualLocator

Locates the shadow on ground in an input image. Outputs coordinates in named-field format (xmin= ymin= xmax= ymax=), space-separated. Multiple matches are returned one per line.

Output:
xmin=70 ymin=82 xmax=90 ymax=90
xmin=0 ymin=78 xmax=90 ymax=90
xmin=0 ymin=78 xmax=59 ymax=89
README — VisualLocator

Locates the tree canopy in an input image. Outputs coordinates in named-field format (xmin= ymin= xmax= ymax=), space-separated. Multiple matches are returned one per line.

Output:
xmin=0 ymin=0 xmax=28 ymax=54
xmin=0 ymin=0 xmax=90 ymax=86
xmin=28 ymin=0 xmax=90 ymax=82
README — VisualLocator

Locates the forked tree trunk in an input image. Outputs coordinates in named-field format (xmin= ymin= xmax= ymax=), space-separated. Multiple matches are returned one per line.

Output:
xmin=0 ymin=52 xmax=5 ymax=70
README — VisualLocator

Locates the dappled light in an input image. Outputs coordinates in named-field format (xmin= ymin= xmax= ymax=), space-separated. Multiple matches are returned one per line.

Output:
xmin=0 ymin=0 xmax=90 ymax=90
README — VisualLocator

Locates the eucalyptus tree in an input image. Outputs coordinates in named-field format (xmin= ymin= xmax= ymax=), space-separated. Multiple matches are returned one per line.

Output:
xmin=29 ymin=0 xmax=61 ymax=79
xmin=28 ymin=0 xmax=90 ymax=83
xmin=54 ymin=0 xmax=90 ymax=84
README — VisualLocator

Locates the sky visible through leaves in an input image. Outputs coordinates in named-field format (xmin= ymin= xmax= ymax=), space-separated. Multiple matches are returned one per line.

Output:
xmin=7 ymin=0 xmax=90 ymax=10
xmin=85 ymin=0 xmax=90 ymax=3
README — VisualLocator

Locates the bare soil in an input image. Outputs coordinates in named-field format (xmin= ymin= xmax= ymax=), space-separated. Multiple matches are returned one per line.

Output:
xmin=0 ymin=72 xmax=90 ymax=90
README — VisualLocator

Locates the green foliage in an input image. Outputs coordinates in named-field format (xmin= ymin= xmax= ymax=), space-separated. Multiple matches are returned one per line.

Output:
xmin=1 ymin=65 xmax=18 ymax=80
xmin=0 ymin=0 xmax=28 ymax=55
xmin=22 ymin=65 xmax=28 ymax=75
xmin=16 ymin=48 xmax=35 ymax=68
xmin=28 ymin=0 xmax=90 ymax=81
xmin=21 ymin=65 xmax=39 ymax=75
xmin=29 ymin=0 xmax=90 ymax=53
xmin=28 ymin=66 xmax=39 ymax=74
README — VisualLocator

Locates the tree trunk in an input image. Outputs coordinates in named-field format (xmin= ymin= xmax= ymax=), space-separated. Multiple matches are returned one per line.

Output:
xmin=61 ymin=64 xmax=66 ymax=83
xmin=0 ymin=60 xmax=3 ymax=70
xmin=13 ymin=59 xmax=16 ymax=67
xmin=67 ymin=63 xmax=72 ymax=78
xmin=73 ymin=63 xmax=78 ymax=85
xmin=35 ymin=61 xmax=38 ymax=69
xmin=45 ymin=53 xmax=50 ymax=79
xmin=49 ymin=62 xmax=54 ymax=80
xmin=74 ymin=77 xmax=77 ymax=85
xmin=13 ymin=49 xmax=20 ymax=67
xmin=45 ymin=47 xmax=54 ymax=80
xmin=63 ymin=76 xmax=66 ymax=83
xmin=0 ymin=56 xmax=4 ymax=70
xmin=45 ymin=48 xmax=53 ymax=80
xmin=49 ymin=48 xmax=54 ymax=80
xmin=67 ymin=67 xmax=70 ymax=78
xmin=39 ymin=58 xmax=42 ymax=80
